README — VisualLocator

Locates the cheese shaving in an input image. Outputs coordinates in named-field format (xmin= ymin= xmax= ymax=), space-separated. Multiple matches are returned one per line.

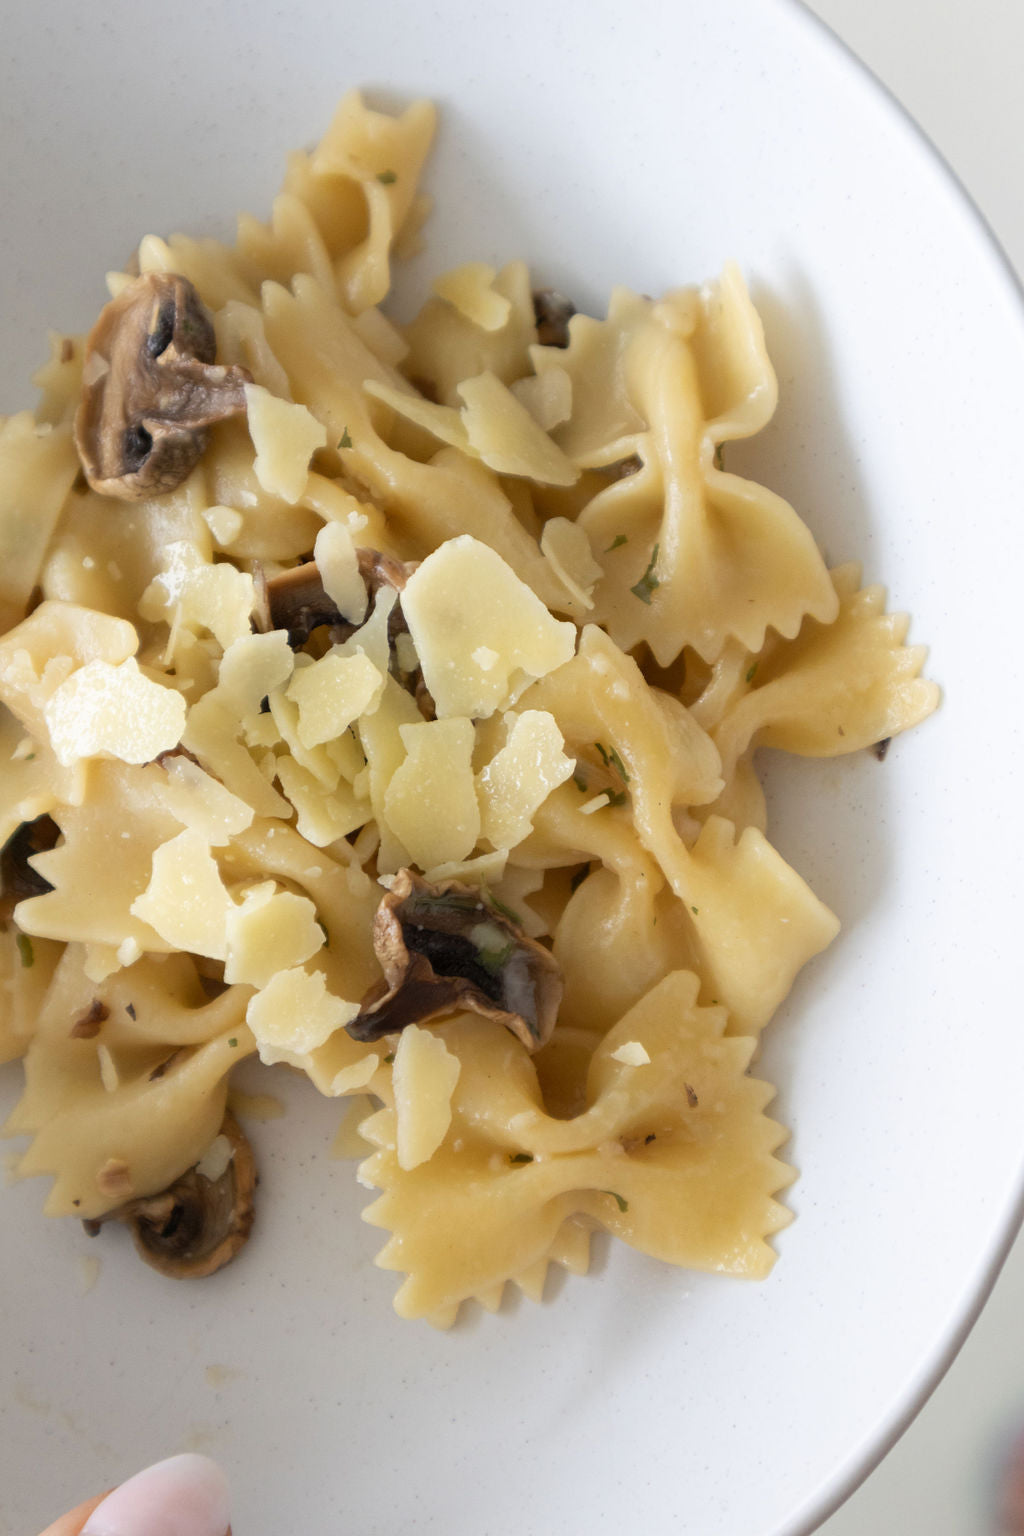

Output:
xmin=477 ymin=710 xmax=574 ymax=849
xmin=224 ymin=881 xmax=326 ymax=988
xmin=457 ymin=371 xmax=579 ymax=486
xmin=245 ymin=383 xmax=328 ymax=503
xmin=314 ymin=521 xmax=367 ymax=625
xmin=540 ymin=517 xmax=603 ymax=617
xmin=400 ymin=536 xmax=576 ymax=720
xmin=286 ymin=650 xmax=384 ymax=750
xmin=44 ymin=658 xmax=186 ymax=768
xmin=393 ymin=1024 xmax=461 ymax=1171
xmin=129 ymin=829 xmax=234 ymax=960
xmin=610 ymin=1041 xmax=652 ymax=1066
xmin=245 ymin=966 xmax=358 ymax=1068
xmin=383 ymin=717 xmax=480 ymax=872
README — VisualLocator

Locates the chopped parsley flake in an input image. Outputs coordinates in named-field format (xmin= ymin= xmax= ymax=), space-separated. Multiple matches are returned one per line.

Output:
xmin=15 ymin=932 xmax=33 ymax=969
xmin=384 ymin=1052 xmax=395 ymax=1064
xmin=125 ymin=1002 xmax=137 ymax=1021
xmin=602 ymin=1190 xmax=629 ymax=1213
xmin=630 ymin=542 xmax=660 ymax=605
xmin=338 ymin=428 xmax=353 ymax=449
xmin=509 ymin=1152 xmax=533 ymax=1165
xmin=714 ymin=443 xmax=725 ymax=470
xmin=746 ymin=662 xmax=758 ymax=684
xmin=477 ymin=939 xmax=516 ymax=976
xmin=377 ymin=169 xmax=398 ymax=185
xmin=24 ymin=753 xmax=35 ymax=762
xmin=691 ymin=906 xmax=699 ymax=915
xmin=606 ymin=789 xmax=627 ymax=808
xmin=228 ymin=1037 xmax=238 ymax=1048
xmin=605 ymin=533 xmax=628 ymax=553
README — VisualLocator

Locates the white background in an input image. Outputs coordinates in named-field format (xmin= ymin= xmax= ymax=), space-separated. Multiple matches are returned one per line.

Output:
xmin=808 ymin=5 xmax=1024 ymax=1531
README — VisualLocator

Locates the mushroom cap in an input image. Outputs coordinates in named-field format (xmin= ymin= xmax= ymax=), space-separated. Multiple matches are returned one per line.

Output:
xmin=348 ymin=869 xmax=563 ymax=1051
xmin=83 ymin=1112 xmax=256 ymax=1279
xmin=74 ymin=272 xmax=251 ymax=501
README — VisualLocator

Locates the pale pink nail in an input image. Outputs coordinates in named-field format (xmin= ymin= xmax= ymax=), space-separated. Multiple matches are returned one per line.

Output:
xmin=81 ymin=1454 xmax=230 ymax=1536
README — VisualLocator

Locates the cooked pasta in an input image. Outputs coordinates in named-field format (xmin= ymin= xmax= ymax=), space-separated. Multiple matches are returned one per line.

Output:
xmin=0 ymin=90 xmax=938 ymax=1323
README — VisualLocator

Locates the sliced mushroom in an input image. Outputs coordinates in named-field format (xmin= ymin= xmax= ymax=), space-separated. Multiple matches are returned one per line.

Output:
xmin=74 ymin=273 xmax=251 ymax=500
xmin=347 ymin=870 xmax=562 ymax=1051
xmin=0 ymin=814 xmax=58 ymax=923
xmin=260 ymin=549 xmax=434 ymax=715
xmin=533 ymin=288 xmax=576 ymax=349
xmin=83 ymin=1112 xmax=255 ymax=1279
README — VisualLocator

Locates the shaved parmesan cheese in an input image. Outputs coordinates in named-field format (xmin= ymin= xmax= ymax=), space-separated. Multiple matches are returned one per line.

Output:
xmin=336 ymin=584 xmax=397 ymax=681
xmin=129 ymin=829 xmax=233 ymax=960
xmin=44 ymin=658 xmax=186 ymax=768
xmin=224 ymin=882 xmax=325 ymax=988
xmin=477 ymin=710 xmax=574 ymax=849
xmin=245 ymin=383 xmax=328 ymax=503
xmin=358 ymin=675 xmax=421 ymax=875
xmin=383 ymin=717 xmax=480 ymax=872
xmin=195 ymin=1133 xmax=234 ymax=1183
xmin=457 ymin=371 xmax=579 ymax=486
xmin=512 ymin=366 xmax=573 ymax=430
xmin=217 ymin=631 xmax=294 ymax=714
xmin=202 ymin=505 xmax=244 ymax=547
xmin=268 ymin=686 xmax=341 ymax=789
xmin=540 ymin=517 xmax=603 ymax=617
xmin=314 ymin=521 xmax=367 ymax=625
xmin=139 ymin=542 xmax=256 ymax=653
xmin=245 ymin=966 xmax=358 ymax=1068
xmin=363 ymin=378 xmax=471 ymax=454
xmin=610 ymin=1041 xmax=651 ymax=1066
xmin=0 ymin=601 xmax=138 ymax=738
xmin=432 ymin=263 xmax=511 ymax=331
xmin=286 ymin=650 xmax=384 ymax=749
xmin=160 ymin=756 xmax=254 ymax=845
xmin=184 ymin=694 xmax=292 ymax=820
xmin=401 ymin=537 xmax=576 ymax=720
xmin=393 ymin=1024 xmax=461 ymax=1170
xmin=328 ymin=1054 xmax=380 ymax=1096
xmin=579 ymin=792 xmax=612 ymax=815
xmin=276 ymin=755 xmax=369 ymax=846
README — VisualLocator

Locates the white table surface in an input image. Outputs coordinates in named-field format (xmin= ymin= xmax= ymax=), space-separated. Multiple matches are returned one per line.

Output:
xmin=805 ymin=3 xmax=1024 ymax=1532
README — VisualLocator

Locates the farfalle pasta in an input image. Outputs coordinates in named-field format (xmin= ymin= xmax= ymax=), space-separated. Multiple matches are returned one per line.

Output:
xmin=0 ymin=90 xmax=938 ymax=1323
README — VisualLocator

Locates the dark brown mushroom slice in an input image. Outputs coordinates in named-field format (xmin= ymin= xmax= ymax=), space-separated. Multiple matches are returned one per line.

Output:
xmin=0 ymin=814 xmax=59 ymax=924
xmin=74 ymin=272 xmax=252 ymax=500
xmin=83 ymin=1112 xmax=255 ymax=1279
xmin=347 ymin=870 xmax=562 ymax=1051
xmin=533 ymin=288 xmax=577 ymax=348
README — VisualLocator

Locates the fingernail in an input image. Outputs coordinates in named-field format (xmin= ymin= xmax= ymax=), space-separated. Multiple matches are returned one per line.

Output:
xmin=81 ymin=1454 xmax=230 ymax=1536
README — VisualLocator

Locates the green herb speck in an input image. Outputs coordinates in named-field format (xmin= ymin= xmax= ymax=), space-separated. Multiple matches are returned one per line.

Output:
xmin=606 ymin=789 xmax=627 ymax=808
xmin=746 ymin=662 xmax=758 ymax=684
xmin=691 ymin=906 xmax=699 ymax=915
xmin=15 ymin=932 xmax=33 ymax=969
xmin=509 ymin=1152 xmax=533 ymax=1165
xmin=605 ymin=534 xmax=628 ymax=553
xmin=714 ymin=443 xmax=725 ymax=470
xmin=228 ymin=1037 xmax=238 ymax=1048
xmin=338 ymin=428 xmax=353 ymax=449
xmin=602 ymin=1190 xmax=629 ymax=1213
xmin=377 ymin=169 xmax=398 ymax=185
xmin=630 ymin=542 xmax=660 ymax=605
xmin=385 ymin=1052 xmax=395 ymax=1065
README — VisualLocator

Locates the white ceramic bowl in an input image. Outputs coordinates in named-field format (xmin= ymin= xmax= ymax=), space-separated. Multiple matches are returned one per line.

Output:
xmin=2 ymin=2 xmax=1023 ymax=1533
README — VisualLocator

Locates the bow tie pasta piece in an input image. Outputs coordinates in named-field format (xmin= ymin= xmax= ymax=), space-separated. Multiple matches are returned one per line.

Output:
xmin=708 ymin=564 xmax=941 ymax=778
xmin=6 ymin=946 xmax=253 ymax=1220
xmin=359 ymin=971 xmax=789 ymax=1321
